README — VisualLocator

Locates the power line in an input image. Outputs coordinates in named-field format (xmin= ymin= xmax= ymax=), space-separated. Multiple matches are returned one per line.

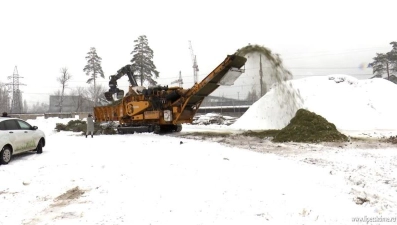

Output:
xmin=279 ymin=46 xmax=389 ymax=57
xmin=29 ymin=73 xmax=374 ymax=90
xmin=245 ymin=66 xmax=370 ymax=70
xmin=65 ymin=68 xmax=372 ymax=83
xmin=284 ymin=48 xmax=389 ymax=60
xmin=293 ymin=74 xmax=373 ymax=77
xmin=30 ymin=74 xmax=374 ymax=90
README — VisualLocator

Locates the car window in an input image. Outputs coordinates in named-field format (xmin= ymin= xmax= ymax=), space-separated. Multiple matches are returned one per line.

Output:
xmin=17 ymin=120 xmax=32 ymax=130
xmin=4 ymin=120 xmax=20 ymax=130
xmin=0 ymin=121 xmax=5 ymax=130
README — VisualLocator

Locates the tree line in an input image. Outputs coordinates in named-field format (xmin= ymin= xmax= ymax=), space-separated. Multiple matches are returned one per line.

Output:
xmin=0 ymin=35 xmax=159 ymax=114
xmin=10 ymin=39 xmax=393 ymax=114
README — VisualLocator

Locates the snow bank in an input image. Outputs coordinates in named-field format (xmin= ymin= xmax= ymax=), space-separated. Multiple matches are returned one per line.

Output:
xmin=232 ymin=75 xmax=397 ymax=132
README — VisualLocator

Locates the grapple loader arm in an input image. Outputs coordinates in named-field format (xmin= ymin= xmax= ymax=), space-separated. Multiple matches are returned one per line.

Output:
xmin=104 ymin=65 xmax=138 ymax=101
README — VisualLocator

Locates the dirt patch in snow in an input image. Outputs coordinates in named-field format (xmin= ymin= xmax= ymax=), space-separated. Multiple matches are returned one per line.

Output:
xmin=23 ymin=187 xmax=86 ymax=225
xmin=52 ymin=186 xmax=85 ymax=207
xmin=0 ymin=189 xmax=18 ymax=196
xmin=170 ymin=130 xmax=395 ymax=153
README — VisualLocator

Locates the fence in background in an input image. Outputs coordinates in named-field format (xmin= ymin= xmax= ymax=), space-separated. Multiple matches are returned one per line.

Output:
xmin=9 ymin=112 xmax=91 ymax=120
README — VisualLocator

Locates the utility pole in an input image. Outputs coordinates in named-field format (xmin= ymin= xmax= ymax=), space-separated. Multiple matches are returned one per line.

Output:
xmin=221 ymin=93 xmax=223 ymax=114
xmin=237 ymin=92 xmax=240 ymax=115
xmin=259 ymin=54 xmax=264 ymax=97
xmin=7 ymin=66 xmax=25 ymax=113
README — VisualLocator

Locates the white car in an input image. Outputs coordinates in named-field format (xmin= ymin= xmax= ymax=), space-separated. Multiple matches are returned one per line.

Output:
xmin=0 ymin=117 xmax=45 ymax=165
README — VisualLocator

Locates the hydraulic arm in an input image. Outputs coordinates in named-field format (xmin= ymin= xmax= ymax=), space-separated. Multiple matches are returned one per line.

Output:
xmin=105 ymin=65 xmax=138 ymax=101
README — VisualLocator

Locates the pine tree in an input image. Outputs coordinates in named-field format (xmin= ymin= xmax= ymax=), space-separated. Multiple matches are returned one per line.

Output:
xmin=130 ymin=35 xmax=159 ymax=86
xmin=389 ymin=41 xmax=397 ymax=75
xmin=83 ymin=47 xmax=104 ymax=106
xmin=368 ymin=53 xmax=389 ymax=78
xmin=368 ymin=42 xmax=397 ymax=80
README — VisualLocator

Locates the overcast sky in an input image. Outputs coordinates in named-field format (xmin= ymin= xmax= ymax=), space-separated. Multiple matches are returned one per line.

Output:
xmin=1 ymin=0 xmax=396 ymax=104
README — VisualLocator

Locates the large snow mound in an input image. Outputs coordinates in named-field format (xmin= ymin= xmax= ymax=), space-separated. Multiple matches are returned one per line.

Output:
xmin=232 ymin=74 xmax=397 ymax=131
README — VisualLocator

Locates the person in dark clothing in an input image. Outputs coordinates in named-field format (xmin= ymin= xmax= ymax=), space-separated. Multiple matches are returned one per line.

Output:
xmin=2 ymin=112 xmax=9 ymax=117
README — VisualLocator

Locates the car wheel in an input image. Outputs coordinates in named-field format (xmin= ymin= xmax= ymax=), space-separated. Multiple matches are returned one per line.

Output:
xmin=36 ymin=141 xmax=43 ymax=154
xmin=0 ymin=146 xmax=12 ymax=165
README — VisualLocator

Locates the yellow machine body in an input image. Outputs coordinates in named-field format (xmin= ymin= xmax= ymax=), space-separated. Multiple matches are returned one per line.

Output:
xmin=94 ymin=54 xmax=247 ymax=134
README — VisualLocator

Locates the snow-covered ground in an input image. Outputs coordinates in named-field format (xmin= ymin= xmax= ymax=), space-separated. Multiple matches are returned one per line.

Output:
xmin=1 ymin=75 xmax=397 ymax=225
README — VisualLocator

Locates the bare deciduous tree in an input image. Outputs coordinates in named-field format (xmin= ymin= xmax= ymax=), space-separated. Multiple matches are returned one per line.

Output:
xmin=0 ymin=83 xmax=10 ymax=113
xmin=30 ymin=101 xmax=49 ymax=113
xmin=86 ymin=84 xmax=107 ymax=108
xmin=57 ymin=67 xmax=72 ymax=112
xmin=70 ymin=86 xmax=86 ymax=112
